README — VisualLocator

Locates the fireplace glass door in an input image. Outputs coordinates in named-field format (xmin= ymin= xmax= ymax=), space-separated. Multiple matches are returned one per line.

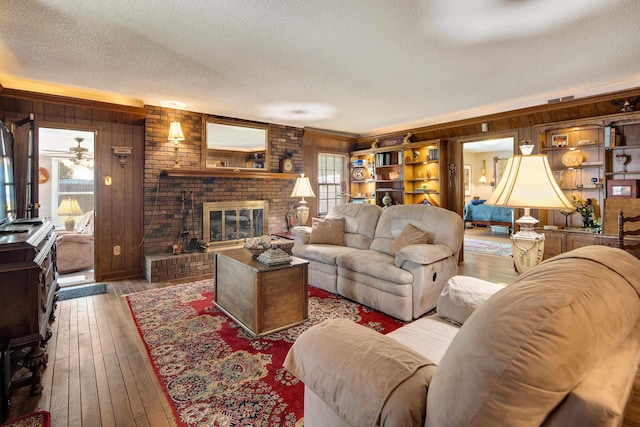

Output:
xmin=203 ymin=201 xmax=268 ymax=247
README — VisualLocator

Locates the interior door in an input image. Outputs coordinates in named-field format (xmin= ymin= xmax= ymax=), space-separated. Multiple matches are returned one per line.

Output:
xmin=12 ymin=114 xmax=39 ymax=218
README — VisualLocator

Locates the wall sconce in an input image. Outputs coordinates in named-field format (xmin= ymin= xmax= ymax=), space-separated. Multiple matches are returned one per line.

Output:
xmin=168 ymin=121 xmax=185 ymax=168
xmin=112 ymin=146 xmax=133 ymax=167
xmin=478 ymin=159 xmax=487 ymax=183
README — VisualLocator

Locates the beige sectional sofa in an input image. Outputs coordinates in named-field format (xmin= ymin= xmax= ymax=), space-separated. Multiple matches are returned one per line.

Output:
xmin=285 ymin=246 xmax=640 ymax=427
xmin=292 ymin=203 xmax=464 ymax=321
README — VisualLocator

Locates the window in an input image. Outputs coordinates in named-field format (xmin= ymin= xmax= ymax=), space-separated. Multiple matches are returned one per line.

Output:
xmin=52 ymin=159 xmax=94 ymax=227
xmin=317 ymin=153 xmax=346 ymax=216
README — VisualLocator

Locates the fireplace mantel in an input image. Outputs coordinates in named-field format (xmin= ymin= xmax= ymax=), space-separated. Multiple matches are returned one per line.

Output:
xmin=161 ymin=168 xmax=299 ymax=179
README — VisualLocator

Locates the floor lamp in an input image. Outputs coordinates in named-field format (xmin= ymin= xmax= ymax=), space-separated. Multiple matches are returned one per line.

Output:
xmin=485 ymin=142 xmax=574 ymax=273
xmin=290 ymin=173 xmax=316 ymax=226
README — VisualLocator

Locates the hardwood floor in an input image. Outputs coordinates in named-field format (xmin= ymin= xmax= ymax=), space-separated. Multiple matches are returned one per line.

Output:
xmin=5 ymin=249 xmax=640 ymax=426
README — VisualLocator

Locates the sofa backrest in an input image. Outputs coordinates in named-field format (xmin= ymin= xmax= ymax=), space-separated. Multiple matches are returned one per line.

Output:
xmin=426 ymin=246 xmax=640 ymax=427
xmin=370 ymin=205 xmax=463 ymax=256
xmin=326 ymin=203 xmax=382 ymax=249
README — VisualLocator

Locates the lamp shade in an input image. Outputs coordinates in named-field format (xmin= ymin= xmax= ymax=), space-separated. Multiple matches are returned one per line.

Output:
xmin=478 ymin=174 xmax=487 ymax=183
xmin=290 ymin=174 xmax=316 ymax=198
xmin=57 ymin=199 xmax=84 ymax=216
xmin=485 ymin=154 xmax=573 ymax=209
xmin=168 ymin=122 xmax=185 ymax=142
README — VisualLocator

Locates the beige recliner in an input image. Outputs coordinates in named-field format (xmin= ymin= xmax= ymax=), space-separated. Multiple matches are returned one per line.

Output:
xmin=56 ymin=210 xmax=94 ymax=274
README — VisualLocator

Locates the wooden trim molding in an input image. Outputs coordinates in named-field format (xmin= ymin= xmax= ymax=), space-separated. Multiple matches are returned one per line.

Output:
xmin=161 ymin=168 xmax=300 ymax=179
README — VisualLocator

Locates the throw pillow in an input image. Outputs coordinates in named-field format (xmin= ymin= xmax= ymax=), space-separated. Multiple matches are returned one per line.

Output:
xmin=308 ymin=217 xmax=345 ymax=246
xmin=389 ymin=223 xmax=431 ymax=256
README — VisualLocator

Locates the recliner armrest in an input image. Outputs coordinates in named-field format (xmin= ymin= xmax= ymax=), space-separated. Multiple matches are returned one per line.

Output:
xmin=395 ymin=243 xmax=453 ymax=268
xmin=284 ymin=318 xmax=435 ymax=426
xmin=57 ymin=233 xmax=94 ymax=244
xmin=292 ymin=226 xmax=312 ymax=246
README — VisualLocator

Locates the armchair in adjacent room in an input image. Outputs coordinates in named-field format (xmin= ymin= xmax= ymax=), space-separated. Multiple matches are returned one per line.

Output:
xmin=56 ymin=210 xmax=95 ymax=274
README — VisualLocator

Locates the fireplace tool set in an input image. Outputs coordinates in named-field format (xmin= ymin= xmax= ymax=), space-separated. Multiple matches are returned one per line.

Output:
xmin=178 ymin=191 xmax=199 ymax=253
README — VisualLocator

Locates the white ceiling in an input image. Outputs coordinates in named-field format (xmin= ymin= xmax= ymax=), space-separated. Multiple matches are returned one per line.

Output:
xmin=1 ymin=0 xmax=640 ymax=136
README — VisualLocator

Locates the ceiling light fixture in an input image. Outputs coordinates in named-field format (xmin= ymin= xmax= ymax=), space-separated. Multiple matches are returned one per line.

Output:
xmin=258 ymin=102 xmax=336 ymax=121
xmin=159 ymin=100 xmax=187 ymax=110
xmin=429 ymin=0 xmax=611 ymax=44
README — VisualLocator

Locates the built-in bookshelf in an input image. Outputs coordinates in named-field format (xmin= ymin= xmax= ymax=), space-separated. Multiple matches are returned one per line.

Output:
xmin=350 ymin=138 xmax=447 ymax=207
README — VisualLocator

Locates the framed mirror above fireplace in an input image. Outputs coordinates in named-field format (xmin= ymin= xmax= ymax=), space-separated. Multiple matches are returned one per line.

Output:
xmin=203 ymin=118 xmax=269 ymax=170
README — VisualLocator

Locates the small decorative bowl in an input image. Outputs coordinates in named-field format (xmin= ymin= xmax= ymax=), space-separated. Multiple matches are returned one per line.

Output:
xmin=246 ymin=247 xmax=267 ymax=257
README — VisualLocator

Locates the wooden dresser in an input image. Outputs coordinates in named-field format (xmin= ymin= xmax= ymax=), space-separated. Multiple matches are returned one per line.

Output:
xmin=0 ymin=221 xmax=58 ymax=422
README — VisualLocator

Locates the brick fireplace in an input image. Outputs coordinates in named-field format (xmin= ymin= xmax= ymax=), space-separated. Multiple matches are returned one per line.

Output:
xmin=143 ymin=106 xmax=304 ymax=282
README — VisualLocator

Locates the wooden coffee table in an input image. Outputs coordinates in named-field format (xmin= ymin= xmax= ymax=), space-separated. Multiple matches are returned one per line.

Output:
xmin=214 ymin=248 xmax=309 ymax=337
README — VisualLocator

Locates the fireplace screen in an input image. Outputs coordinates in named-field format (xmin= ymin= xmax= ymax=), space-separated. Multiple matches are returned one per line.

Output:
xmin=203 ymin=201 xmax=268 ymax=247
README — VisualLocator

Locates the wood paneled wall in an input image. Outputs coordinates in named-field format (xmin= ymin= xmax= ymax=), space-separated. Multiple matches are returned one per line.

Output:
xmin=0 ymin=90 xmax=146 ymax=281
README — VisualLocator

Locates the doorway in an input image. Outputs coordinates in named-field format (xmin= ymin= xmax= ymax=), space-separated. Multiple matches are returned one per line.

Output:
xmin=39 ymin=127 xmax=96 ymax=287
xmin=462 ymin=137 xmax=514 ymax=257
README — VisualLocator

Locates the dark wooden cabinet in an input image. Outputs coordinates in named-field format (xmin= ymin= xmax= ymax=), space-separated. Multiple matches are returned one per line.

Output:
xmin=0 ymin=221 xmax=58 ymax=421
xmin=541 ymin=228 xmax=633 ymax=260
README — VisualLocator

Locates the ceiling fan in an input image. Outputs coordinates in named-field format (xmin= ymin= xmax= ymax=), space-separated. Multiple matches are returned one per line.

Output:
xmin=69 ymin=137 xmax=90 ymax=160
xmin=41 ymin=137 xmax=93 ymax=165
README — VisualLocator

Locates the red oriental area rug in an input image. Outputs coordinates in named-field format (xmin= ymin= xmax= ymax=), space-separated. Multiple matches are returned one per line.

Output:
xmin=126 ymin=280 xmax=404 ymax=426
xmin=0 ymin=410 xmax=50 ymax=427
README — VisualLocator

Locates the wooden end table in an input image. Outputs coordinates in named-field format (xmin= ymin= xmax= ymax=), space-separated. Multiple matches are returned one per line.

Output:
xmin=214 ymin=248 xmax=308 ymax=337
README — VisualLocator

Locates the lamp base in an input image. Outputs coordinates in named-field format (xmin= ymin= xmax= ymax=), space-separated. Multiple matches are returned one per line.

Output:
xmin=296 ymin=206 xmax=310 ymax=226
xmin=511 ymin=208 xmax=544 ymax=273
xmin=511 ymin=233 xmax=544 ymax=273
xmin=64 ymin=216 xmax=75 ymax=231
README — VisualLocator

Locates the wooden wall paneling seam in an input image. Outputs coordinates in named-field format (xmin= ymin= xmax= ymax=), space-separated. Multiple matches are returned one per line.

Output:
xmin=98 ymin=123 xmax=115 ymax=277
xmin=111 ymin=122 xmax=126 ymax=274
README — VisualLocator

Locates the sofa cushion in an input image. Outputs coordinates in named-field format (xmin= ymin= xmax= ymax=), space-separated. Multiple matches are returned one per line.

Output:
xmin=337 ymin=250 xmax=413 ymax=284
xmin=426 ymin=246 xmax=640 ymax=427
xmin=371 ymin=205 xmax=463 ymax=257
xmin=389 ymin=223 xmax=431 ymax=256
xmin=387 ymin=315 xmax=460 ymax=365
xmin=292 ymin=244 xmax=360 ymax=266
xmin=76 ymin=210 xmax=94 ymax=234
xmin=436 ymin=275 xmax=505 ymax=325
xmin=309 ymin=217 xmax=345 ymax=246
xmin=326 ymin=203 xmax=382 ymax=249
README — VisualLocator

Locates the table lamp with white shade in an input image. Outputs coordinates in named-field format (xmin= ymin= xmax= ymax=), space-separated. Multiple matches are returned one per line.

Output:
xmin=57 ymin=198 xmax=84 ymax=231
xmin=485 ymin=141 xmax=574 ymax=273
xmin=290 ymin=173 xmax=316 ymax=225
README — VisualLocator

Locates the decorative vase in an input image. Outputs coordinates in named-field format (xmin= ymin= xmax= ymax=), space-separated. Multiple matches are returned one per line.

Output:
xmin=382 ymin=192 xmax=392 ymax=207
xmin=582 ymin=215 xmax=593 ymax=229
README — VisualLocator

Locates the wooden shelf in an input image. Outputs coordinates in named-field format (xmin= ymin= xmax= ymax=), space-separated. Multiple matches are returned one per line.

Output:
xmin=541 ymin=143 xmax=602 ymax=152
xmin=605 ymin=170 xmax=640 ymax=176
xmin=606 ymin=144 xmax=640 ymax=151
xmin=161 ymin=168 xmax=299 ymax=179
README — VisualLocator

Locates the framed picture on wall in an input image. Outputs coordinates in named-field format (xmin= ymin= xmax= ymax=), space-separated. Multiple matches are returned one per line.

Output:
xmin=464 ymin=164 xmax=471 ymax=196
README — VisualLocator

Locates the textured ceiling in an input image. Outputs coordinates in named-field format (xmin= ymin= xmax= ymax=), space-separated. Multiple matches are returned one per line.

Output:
xmin=1 ymin=0 xmax=639 ymax=135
